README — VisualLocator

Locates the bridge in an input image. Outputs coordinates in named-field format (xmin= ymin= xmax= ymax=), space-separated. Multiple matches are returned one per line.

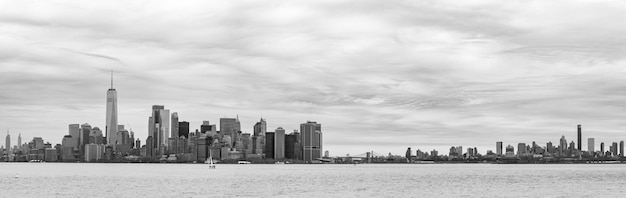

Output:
xmin=350 ymin=151 xmax=386 ymax=158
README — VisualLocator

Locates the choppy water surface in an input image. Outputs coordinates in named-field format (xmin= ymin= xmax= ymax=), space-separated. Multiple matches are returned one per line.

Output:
xmin=1 ymin=163 xmax=625 ymax=197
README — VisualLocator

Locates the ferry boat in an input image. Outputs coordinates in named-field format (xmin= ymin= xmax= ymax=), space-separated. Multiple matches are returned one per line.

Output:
xmin=238 ymin=161 xmax=251 ymax=164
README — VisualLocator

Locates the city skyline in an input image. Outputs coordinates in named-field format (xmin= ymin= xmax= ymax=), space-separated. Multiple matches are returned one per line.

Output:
xmin=4 ymin=1 xmax=626 ymax=155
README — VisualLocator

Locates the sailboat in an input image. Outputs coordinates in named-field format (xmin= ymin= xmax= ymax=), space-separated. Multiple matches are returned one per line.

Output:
xmin=206 ymin=154 xmax=216 ymax=169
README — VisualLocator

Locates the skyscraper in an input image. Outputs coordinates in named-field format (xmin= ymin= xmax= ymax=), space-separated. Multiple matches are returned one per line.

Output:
xmin=620 ymin=141 xmax=624 ymax=157
xmin=496 ymin=141 xmax=503 ymax=156
xmin=285 ymin=131 xmax=301 ymax=160
xmin=577 ymin=125 xmax=582 ymax=151
xmin=253 ymin=118 xmax=267 ymax=136
xmin=301 ymin=121 xmax=322 ymax=162
xmin=275 ymin=127 xmax=285 ymax=159
xmin=517 ymin=143 xmax=526 ymax=156
xmin=77 ymin=123 xmax=91 ymax=155
xmin=106 ymin=71 xmax=119 ymax=146
xmin=264 ymin=132 xmax=275 ymax=159
xmin=200 ymin=121 xmax=216 ymax=135
xmin=148 ymin=105 xmax=170 ymax=153
xmin=69 ymin=124 xmax=80 ymax=148
xmin=559 ymin=135 xmax=567 ymax=155
xmin=178 ymin=121 xmax=190 ymax=138
xmin=17 ymin=133 xmax=21 ymax=149
xmin=5 ymin=131 xmax=10 ymax=153
xmin=600 ymin=142 xmax=605 ymax=156
xmin=171 ymin=112 xmax=179 ymax=139
xmin=588 ymin=138 xmax=595 ymax=154
xmin=221 ymin=117 xmax=241 ymax=146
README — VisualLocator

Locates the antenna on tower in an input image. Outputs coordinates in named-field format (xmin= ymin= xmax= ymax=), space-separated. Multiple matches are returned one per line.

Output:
xmin=110 ymin=70 xmax=114 ymax=89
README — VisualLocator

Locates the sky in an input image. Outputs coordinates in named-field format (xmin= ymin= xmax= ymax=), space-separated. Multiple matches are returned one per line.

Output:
xmin=2 ymin=0 xmax=626 ymax=156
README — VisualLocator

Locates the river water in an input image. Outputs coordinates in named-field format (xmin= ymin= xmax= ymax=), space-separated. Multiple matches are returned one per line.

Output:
xmin=1 ymin=163 xmax=625 ymax=197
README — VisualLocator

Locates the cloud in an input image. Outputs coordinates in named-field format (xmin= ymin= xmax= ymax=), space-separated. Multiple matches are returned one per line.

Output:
xmin=1 ymin=0 xmax=626 ymax=155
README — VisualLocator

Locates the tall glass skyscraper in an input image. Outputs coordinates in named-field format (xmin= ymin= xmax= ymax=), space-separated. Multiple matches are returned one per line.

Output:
xmin=5 ymin=131 xmax=10 ymax=153
xmin=149 ymin=105 xmax=170 ymax=153
xmin=106 ymin=72 xmax=119 ymax=145
xmin=588 ymin=138 xmax=595 ymax=154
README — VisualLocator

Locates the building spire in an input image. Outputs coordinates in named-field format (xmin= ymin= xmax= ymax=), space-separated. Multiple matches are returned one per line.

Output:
xmin=110 ymin=70 xmax=114 ymax=89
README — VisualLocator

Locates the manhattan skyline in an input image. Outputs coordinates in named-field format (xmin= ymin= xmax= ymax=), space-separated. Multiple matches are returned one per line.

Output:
xmin=3 ymin=1 xmax=626 ymax=155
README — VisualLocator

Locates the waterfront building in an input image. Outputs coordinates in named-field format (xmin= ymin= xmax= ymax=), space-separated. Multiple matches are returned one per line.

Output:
xmin=496 ymin=141 xmax=503 ymax=156
xmin=145 ymin=136 xmax=154 ymax=158
xmin=619 ymin=140 xmax=624 ymax=157
xmin=301 ymin=121 xmax=322 ymax=162
xmin=568 ymin=141 xmax=575 ymax=156
xmin=285 ymin=131 xmax=302 ymax=160
xmin=168 ymin=138 xmax=177 ymax=154
xmin=275 ymin=127 xmax=285 ymax=160
xmin=265 ymin=132 xmax=275 ymax=159
xmin=612 ymin=142 xmax=618 ymax=157
xmin=84 ymin=143 xmax=105 ymax=162
xmin=588 ymin=138 xmax=595 ymax=154
xmin=577 ymin=125 xmax=582 ymax=151
xmin=196 ymin=136 xmax=209 ymax=162
xmin=171 ymin=113 xmax=179 ymax=139
xmin=546 ymin=142 xmax=554 ymax=154
xmin=517 ymin=143 xmax=526 ymax=156
xmin=177 ymin=137 xmax=186 ymax=154
xmin=241 ymin=133 xmax=252 ymax=155
xmin=44 ymin=148 xmax=58 ymax=162
xmin=221 ymin=117 xmax=241 ymax=146
xmin=106 ymin=72 xmax=119 ymax=147
xmin=559 ymin=136 xmax=568 ymax=156
xmin=505 ymin=145 xmax=515 ymax=158
xmin=431 ymin=150 xmax=438 ymax=157
xmin=251 ymin=136 xmax=264 ymax=154
xmin=600 ymin=142 xmax=605 ymax=156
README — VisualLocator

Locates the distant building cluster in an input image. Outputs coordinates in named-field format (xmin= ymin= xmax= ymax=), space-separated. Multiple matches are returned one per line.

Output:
xmin=491 ymin=125 xmax=625 ymax=161
xmin=401 ymin=124 xmax=626 ymax=163
xmin=1 ymin=74 xmax=324 ymax=163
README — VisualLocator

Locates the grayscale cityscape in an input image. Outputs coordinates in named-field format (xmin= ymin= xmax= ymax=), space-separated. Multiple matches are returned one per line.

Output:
xmin=2 ymin=0 xmax=626 ymax=197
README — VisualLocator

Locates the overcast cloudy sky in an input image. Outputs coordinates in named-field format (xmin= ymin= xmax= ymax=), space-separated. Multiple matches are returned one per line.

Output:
xmin=2 ymin=0 xmax=626 ymax=155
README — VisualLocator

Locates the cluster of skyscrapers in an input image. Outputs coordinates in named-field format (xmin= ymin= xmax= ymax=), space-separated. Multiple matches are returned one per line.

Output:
xmin=494 ymin=125 xmax=625 ymax=159
xmin=402 ymin=124 xmax=626 ymax=162
xmin=1 ymin=74 xmax=324 ymax=163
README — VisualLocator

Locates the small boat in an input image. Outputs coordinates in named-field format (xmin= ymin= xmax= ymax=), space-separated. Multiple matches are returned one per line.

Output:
xmin=14 ymin=174 xmax=19 ymax=178
xmin=205 ymin=154 xmax=216 ymax=169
